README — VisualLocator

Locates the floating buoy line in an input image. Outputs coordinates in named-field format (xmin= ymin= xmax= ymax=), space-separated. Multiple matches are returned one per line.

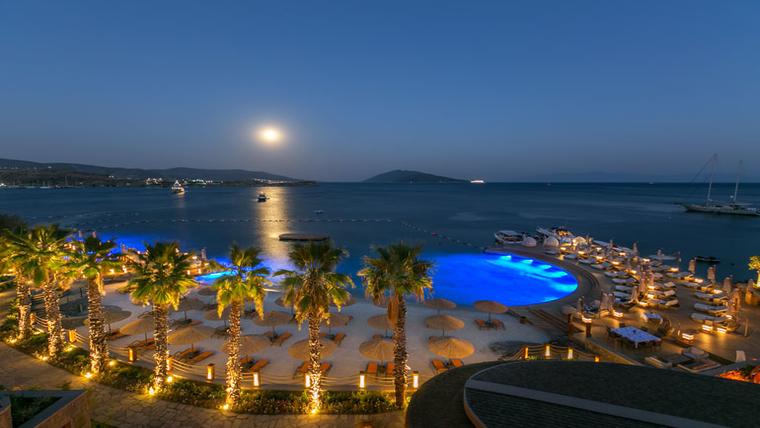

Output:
xmin=33 ymin=216 xmax=487 ymax=251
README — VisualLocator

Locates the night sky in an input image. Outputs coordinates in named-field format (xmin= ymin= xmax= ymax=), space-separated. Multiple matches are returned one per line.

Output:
xmin=1 ymin=1 xmax=759 ymax=181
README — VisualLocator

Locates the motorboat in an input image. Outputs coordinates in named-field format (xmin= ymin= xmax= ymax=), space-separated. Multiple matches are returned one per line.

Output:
xmin=494 ymin=230 xmax=524 ymax=245
xmin=171 ymin=180 xmax=185 ymax=194
xmin=694 ymin=256 xmax=720 ymax=263
xmin=257 ymin=192 xmax=267 ymax=202
xmin=677 ymin=156 xmax=759 ymax=216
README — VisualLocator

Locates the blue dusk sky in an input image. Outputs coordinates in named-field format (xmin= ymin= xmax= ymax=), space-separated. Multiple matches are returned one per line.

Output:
xmin=1 ymin=1 xmax=759 ymax=181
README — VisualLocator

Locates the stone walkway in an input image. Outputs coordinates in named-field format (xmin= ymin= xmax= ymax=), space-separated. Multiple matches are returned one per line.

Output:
xmin=0 ymin=344 xmax=404 ymax=428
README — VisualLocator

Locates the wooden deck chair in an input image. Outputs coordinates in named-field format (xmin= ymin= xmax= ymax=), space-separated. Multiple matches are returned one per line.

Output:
xmin=491 ymin=319 xmax=505 ymax=329
xmin=372 ymin=334 xmax=383 ymax=339
xmin=271 ymin=332 xmax=291 ymax=347
xmin=451 ymin=359 xmax=464 ymax=368
xmin=475 ymin=319 xmax=489 ymax=330
xmin=432 ymin=359 xmax=447 ymax=374
xmin=294 ymin=361 xmax=309 ymax=377
xmin=190 ymin=351 xmax=213 ymax=363
xmin=333 ymin=333 xmax=346 ymax=346
xmin=366 ymin=362 xmax=378 ymax=376
xmin=386 ymin=362 xmax=395 ymax=376
xmin=249 ymin=359 xmax=268 ymax=372
xmin=320 ymin=362 xmax=331 ymax=375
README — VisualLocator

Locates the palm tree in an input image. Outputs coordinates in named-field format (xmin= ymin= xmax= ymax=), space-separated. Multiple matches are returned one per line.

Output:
xmin=275 ymin=241 xmax=353 ymax=414
xmin=211 ymin=243 xmax=271 ymax=407
xmin=129 ymin=241 xmax=196 ymax=391
xmin=3 ymin=225 xmax=73 ymax=357
xmin=70 ymin=236 xmax=122 ymax=373
xmin=359 ymin=242 xmax=434 ymax=409
xmin=749 ymin=256 xmax=760 ymax=284
xmin=0 ymin=226 xmax=34 ymax=340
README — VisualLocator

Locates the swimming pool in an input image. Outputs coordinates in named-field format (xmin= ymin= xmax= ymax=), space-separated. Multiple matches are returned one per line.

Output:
xmin=428 ymin=253 xmax=578 ymax=306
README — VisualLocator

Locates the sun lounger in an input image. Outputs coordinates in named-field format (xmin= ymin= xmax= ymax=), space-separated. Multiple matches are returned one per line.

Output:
xmin=250 ymin=359 xmax=268 ymax=372
xmin=646 ymin=299 xmax=679 ymax=309
xmin=372 ymin=334 xmax=383 ymax=339
xmin=591 ymin=262 xmax=611 ymax=270
xmin=451 ymin=359 xmax=464 ymax=368
xmin=333 ymin=333 xmax=346 ymax=346
xmin=270 ymin=332 xmax=291 ymax=347
xmin=174 ymin=347 xmax=198 ymax=361
xmin=320 ymin=362 xmax=331 ymax=375
xmin=214 ymin=326 xmax=230 ymax=337
xmin=563 ymin=253 xmax=579 ymax=260
xmin=491 ymin=319 xmax=505 ymax=329
xmin=694 ymin=303 xmax=727 ymax=314
xmin=366 ymin=362 xmax=378 ymax=376
xmin=475 ymin=319 xmax=490 ymax=330
xmin=644 ymin=356 xmax=673 ymax=369
xmin=612 ymin=277 xmax=636 ymax=284
xmin=695 ymin=292 xmax=727 ymax=302
xmin=432 ymin=359 xmax=447 ymax=374
xmin=615 ymin=285 xmax=633 ymax=292
xmin=613 ymin=291 xmax=633 ymax=299
xmin=107 ymin=329 xmax=127 ymax=340
xmin=677 ymin=361 xmax=719 ymax=373
xmin=128 ymin=338 xmax=155 ymax=349
xmin=243 ymin=309 xmax=257 ymax=319
xmin=294 ymin=362 xmax=330 ymax=378
xmin=691 ymin=313 xmax=727 ymax=325
xmin=189 ymin=351 xmax=213 ymax=363
xmin=648 ymin=289 xmax=676 ymax=298
xmin=545 ymin=249 xmax=560 ymax=255
xmin=240 ymin=356 xmax=253 ymax=366
xmin=386 ymin=362 xmax=395 ymax=375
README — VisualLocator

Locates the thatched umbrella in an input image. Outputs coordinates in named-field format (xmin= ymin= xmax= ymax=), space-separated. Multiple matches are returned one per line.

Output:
xmin=367 ymin=314 xmax=394 ymax=337
xmin=425 ymin=315 xmax=464 ymax=336
xmin=120 ymin=317 xmax=156 ymax=342
xmin=253 ymin=311 xmax=293 ymax=334
xmin=85 ymin=310 xmax=131 ymax=332
xmin=359 ymin=338 xmax=394 ymax=365
xmin=320 ymin=313 xmax=352 ymax=334
xmin=197 ymin=287 xmax=216 ymax=296
xmin=473 ymin=300 xmax=509 ymax=321
xmin=167 ymin=324 xmax=214 ymax=350
xmin=175 ymin=298 xmax=205 ymax=321
xmin=423 ymin=298 xmax=456 ymax=315
xmin=427 ymin=336 xmax=474 ymax=361
xmin=222 ymin=335 xmax=269 ymax=357
xmin=203 ymin=307 xmax=232 ymax=327
xmin=330 ymin=295 xmax=357 ymax=308
xmin=288 ymin=338 xmax=337 ymax=360
xmin=131 ymin=297 xmax=148 ymax=307
xmin=373 ymin=296 xmax=390 ymax=309
xmin=275 ymin=296 xmax=293 ymax=314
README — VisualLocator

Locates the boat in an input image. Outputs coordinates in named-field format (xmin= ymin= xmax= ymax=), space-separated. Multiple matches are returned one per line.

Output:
xmin=171 ymin=180 xmax=185 ymax=194
xmin=315 ymin=210 xmax=324 ymax=215
xmin=494 ymin=230 xmax=524 ymax=245
xmin=257 ymin=192 xmax=267 ymax=202
xmin=677 ymin=155 xmax=759 ymax=216
xmin=694 ymin=256 xmax=720 ymax=263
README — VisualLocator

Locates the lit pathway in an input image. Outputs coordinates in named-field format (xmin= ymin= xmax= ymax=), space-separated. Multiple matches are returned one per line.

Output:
xmin=0 ymin=344 xmax=404 ymax=428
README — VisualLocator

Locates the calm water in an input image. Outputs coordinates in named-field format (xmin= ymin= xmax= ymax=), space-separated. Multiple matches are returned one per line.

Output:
xmin=1 ymin=183 xmax=759 ymax=303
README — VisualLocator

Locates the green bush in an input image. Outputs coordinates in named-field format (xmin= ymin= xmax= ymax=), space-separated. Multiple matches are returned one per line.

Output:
xmin=322 ymin=391 xmax=396 ymax=414
xmin=97 ymin=363 xmax=153 ymax=392
xmin=235 ymin=390 xmax=308 ymax=414
xmin=10 ymin=396 xmax=60 ymax=427
xmin=157 ymin=379 xmax=225 ymax=408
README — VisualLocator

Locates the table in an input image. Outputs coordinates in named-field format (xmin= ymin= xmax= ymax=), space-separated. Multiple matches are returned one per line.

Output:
xmin=610 ymin=326 xmax=661 ymax=348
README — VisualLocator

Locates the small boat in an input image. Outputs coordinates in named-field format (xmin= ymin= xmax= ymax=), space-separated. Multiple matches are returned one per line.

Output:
xmin=257 ymin=192 xmax=267 ymax=202
xmin=171 ymin=180 xmax=185 ymax=194
xmin=315 ymin=210 xmax=324 ymax=215
xmin=494 ymin=230 xmax=524 ymax=245
xmin=694 ymin=256 xmax=720 ymax=263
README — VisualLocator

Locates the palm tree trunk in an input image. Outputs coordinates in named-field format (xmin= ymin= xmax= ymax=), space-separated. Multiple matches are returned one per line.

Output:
xmin=153 ymin=303 xmax=170 ymax=390
xmin=393 ymin=296 xmax=408 ymax=409
xmin=87 ymin=276 xmax=108 ymax=373
xmin=225 ymin=300 xmax=243 ymax=407
xmin=43 ymin=280 xmax=65 ymax=357
xmin=16 ymin=279 xmax=32 ymax=339
xmin=307 ymin=314 xmax=322 ymax=413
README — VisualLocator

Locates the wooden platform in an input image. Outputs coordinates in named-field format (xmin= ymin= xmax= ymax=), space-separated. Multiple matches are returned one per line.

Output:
xmin=278 ymin=233 xmax=330 ymax=242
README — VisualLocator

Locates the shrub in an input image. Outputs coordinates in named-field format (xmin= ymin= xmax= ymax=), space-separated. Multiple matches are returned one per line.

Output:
xmin=157 ymin=379 xmax=225 ymax=408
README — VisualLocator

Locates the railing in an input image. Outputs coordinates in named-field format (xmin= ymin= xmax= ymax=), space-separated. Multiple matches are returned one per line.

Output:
xmin=34 ymin=327 xmax=600 ymax=390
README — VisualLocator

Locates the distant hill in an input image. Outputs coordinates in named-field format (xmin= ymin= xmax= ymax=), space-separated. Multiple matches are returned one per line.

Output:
xmin=0 ymin=158 xmax=299 ymax=182
xmin=364 ymin=169 xmax=467 ymax=183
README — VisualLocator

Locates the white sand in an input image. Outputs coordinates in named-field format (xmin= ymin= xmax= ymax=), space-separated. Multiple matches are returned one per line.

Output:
xmin=74 ymin=278 xmax=550 ymax=382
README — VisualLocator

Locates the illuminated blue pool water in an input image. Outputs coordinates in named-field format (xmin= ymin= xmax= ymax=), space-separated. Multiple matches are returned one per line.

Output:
xmin=428 ymin=253 xmax=578 ymax=306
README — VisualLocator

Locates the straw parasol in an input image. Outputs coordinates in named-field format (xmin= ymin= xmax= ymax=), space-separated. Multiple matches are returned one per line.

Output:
xmin=373 ymin=296 xmax=390 ymax=309
xmin=222 ymin=335 xmax=270 ymax=356
xmin=275 ymin=296 xmax=294 ymax=314
xmin=423 ymin=298 xmax=456 ymax=314
xmin=367 ymin=314 xmax=394 ymax=336
xmin=131 ymin=297 xmax=148 ymax=306
xmin=175 ymin=298 xmax=205 ymax=320
xmin=330 ymin=295 xmax=356 ymax=307
xmin=120 ymin=317 xmax=156 ymax=342
xmin=85 ymin=310 xmax=131 ymax=332
xmin=203 ymin=307 xmax=232 ymax=324
xmin=320 ymin=313 xmax=352 ymax=334
xmin=288 ymin=339 xmax=337 ymax=360
xmin=167 ymin=324 xmax=214 ymax=350
xmin=427 ymin=336 xmax=474 ymax=360
xmin=425 ymin=315 xmax=464 ymax=336
xmin=359 ymin=338 xmax=394 ymax=365
xmin=253 ymin=311 xmax=293 ymax=334
xmin=473 ymin=300 xmax=508 ymax=321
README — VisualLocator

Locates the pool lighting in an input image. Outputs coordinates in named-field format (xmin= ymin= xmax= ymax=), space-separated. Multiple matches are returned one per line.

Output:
xmin=695 ymin=278 xmax=704 ymax=283
xmin=412 ymin=371 xmax=419 ymax=389
xmin=359 ymin=372 xmax=366 ymax=389
xmin=148 ymin=387 xmax=156 ymax=396
xmin=581 ymin=316 xmax=592 ymax=324
xmin=544 ymin=344 xmax=551 ymax=357
xmin=253 ymin=372 xmax=260 ymax=387
xmin=681 ymin=332 xmax=695 ymax=342
xmin=702 ymin=325 xmax=713 ymax=333
xmin=567 ymin=349 xmax=574 ymax=360
xmin=717 ymin=326 xmax=727 ymax=334
xmin=612 ymin=310 xmax=623 ymax=319
xmin=109 ymin=360 xmax=116 ymax=367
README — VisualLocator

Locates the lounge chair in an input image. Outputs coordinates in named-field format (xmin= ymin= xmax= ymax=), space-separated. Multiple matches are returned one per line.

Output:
xmin=294 ymin=362 xmax=308 ymax=377
xmin=475 ymin=319 xmax=490 ymax=330
xmin=694 ymin=303 xmax=727 ymax=315
xmin=366 ymin=362 xmax=378 ymax=377
xmin=695 ymin=292 xmax=727 ymax=302
xmin=107 ymin=329 xmax=126 ymax=340
xmin=386 ymin=362 xmax=395 ymax=375
xmin=320 ymin=362 xmax=331 ymax=376
xmin=451 ymin=359 xmax=464 ymax=368
xmin=243 ymin=309 xmax=257 ymax=319
xmin=214 ymin=326 xmax=230 ymax=338
xmin=432 ymin=359 xmax=447 ymax=374
xmin=249 ymin=359 xmax=268 ymax=372
xmin=491 ymin=319 xmax=505 ymax=329
xmin=174 ymin=347 xmax=198 ymax=361
xmin=644 ymin=356 xmax=673 ymax=369
xmin=372 ymin=334 xmax=383 ymax=339
xmin=691 ymin=313 xmax=727 ymax=325
xmin=677 ymin=361 xmax=719 ymax=373
xmin=239 ymin=356 xmax=253 ymax=366
xmin=333 ymin=333 xmax=346 ymax=346
xmin=189 ymin=351 xmax=213 ymax=363
xmin=128 ymin=338 xmax=155 ymax=349
xmin=270 ymin=332 xmax=291 ymax=347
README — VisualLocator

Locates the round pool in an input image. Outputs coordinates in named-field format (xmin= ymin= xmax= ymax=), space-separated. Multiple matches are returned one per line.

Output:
xmin=429 ymin=253 xmax=578 ymax=306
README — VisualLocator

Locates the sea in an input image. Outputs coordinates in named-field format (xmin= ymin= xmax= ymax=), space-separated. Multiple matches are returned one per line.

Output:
xmin=2 ymin=182 xmax=759 ymax=299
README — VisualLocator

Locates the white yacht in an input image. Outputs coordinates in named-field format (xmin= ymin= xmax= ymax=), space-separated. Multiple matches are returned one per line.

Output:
xmin=494 ymin=230 xmax=524 ymax=245
xmin=257 ymin=192 xmax=267 ymax=202
xmin=171 ymin=180 xmax=185 ymax=194
xmin=677 ymin=156 xmax=758 ymax=216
